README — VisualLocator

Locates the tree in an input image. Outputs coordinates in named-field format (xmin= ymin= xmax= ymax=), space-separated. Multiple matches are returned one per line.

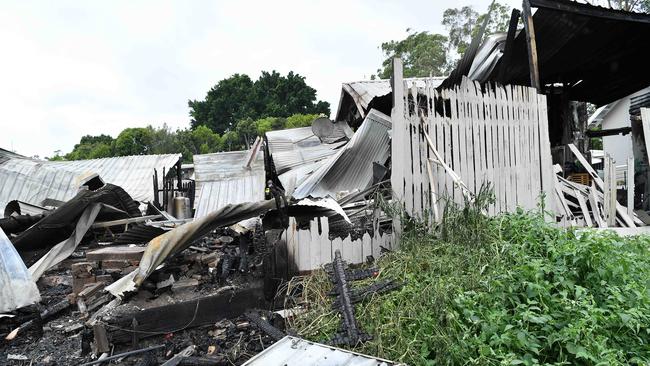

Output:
xmin=48 ymin=150 xmax=65 ymax=161
xmin=442 ymin=2 xmax=511 ymax=64
xmin=65 ymin=134 xmax=115 ymax=160
xmin=252 ymin=71 xmax=330 ymax=117
xmin=235 ymin=118 xmax=258 ymax=149
xmin=586 ymin=0 xmax=650 ymax=11
xmin=189 ymin=71 xmax=330 ymax=134
xmin=285 ymin=113 xmax=320 ymax=129
xmin=377 ymin=31 xmax=448 ymax=79
xmin=188 ymin=74 xmax=255 ymax=134
xmin=221 ymin=130 xmax=241 ymax=151
xmin=114 ymin=127 xmax=155 ymax=156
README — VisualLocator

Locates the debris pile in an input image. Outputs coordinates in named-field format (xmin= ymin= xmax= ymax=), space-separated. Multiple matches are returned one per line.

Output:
xmin=2 ymin=1 xmax=650 ymax=364
xmin=0 ymin=110 xmax=395 ymax=364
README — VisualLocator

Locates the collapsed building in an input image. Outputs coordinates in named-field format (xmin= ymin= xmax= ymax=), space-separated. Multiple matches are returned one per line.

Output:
xmin=2 ymin=0 xmax=650 ymax=364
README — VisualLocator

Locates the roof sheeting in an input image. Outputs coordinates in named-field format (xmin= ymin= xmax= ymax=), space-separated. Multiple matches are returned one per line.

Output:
xmin=498 ymin=0 xmax=650 ymax=105
xmin=265 ymin=126 xmax=346 ymax=195
xmin=192 ymin=150 xmax=265 ymax=219
xmin=335 ymin=77 xmax=445 ymax=123
xmin=292 ymin=109 xmax=391 ymax=199
xmin=52 ymin=154 xmax=181 ymax=202
xmin=242 ymin=336 xmax=396 ymax=366
xmin=630 ymin=89 xmax=650 ymax=116
xmin=438 ymin=0 xmax=650 ymax=105
xmin=272 ymin=144 xmax=343 ymax=175
xmin=266 ymin=127 xmax=323 ymax=155
xmin=0 ymin=151 xmax=181 ymax=209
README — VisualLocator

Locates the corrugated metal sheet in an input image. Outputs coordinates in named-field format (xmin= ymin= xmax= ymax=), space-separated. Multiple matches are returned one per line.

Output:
xmin=193 ymin=150 xmax=265 ymax=218
xmin=266 ymin=127 xmax=347 ymax=195
xmin=338 ymin=77 xmax=445 ymax=116
xmin=272 ymin=142 xmax=344 ymax=175
xmin=467 ymin=33 xmax=507 ymax=82
xmin=492 ymin=0 xmax=650 ymax=105
xmin=52 ymin=154 xmax=181 ymax=202
xmin=242 ymin=336 xmax=397 ymax=366
xmin=266 ymin=127 xmax=322 ymax=155
xmin=0 ymin=151 xmax=181 ymax=209
xmin=293 ymin=109 xmax=391 ymax=199
xmin=630 ymin=90 xmax=650 ymax=116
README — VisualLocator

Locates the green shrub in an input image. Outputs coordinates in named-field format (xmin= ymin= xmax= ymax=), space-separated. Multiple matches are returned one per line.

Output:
xmin=290 ymin=190 xmax=650 ymax=365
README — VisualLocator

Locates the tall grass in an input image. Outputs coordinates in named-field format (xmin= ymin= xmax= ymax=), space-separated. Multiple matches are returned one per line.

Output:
xmin=288 ymin=187 xmax=650 ymax=365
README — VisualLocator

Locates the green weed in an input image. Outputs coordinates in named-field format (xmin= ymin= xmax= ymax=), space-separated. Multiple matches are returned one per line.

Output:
xmin=289 ymin=188 xmax=650 ymax=365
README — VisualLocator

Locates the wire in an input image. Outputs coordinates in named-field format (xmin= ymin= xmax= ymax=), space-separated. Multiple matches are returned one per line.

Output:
xmin=102 ymin=296 xmax=201 ymax=336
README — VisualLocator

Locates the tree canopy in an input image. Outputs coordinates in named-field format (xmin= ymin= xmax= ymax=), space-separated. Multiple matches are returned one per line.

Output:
xmin=377 ymin=31 xmax=448 ymax=79
xmin=376 ymin=1 xmax=511 ymax=78
xmin=61 ymin=113 xmax=321 ymax=163
xmin=188 ymin=71 xmax=330 ymax=134
xmin=442 ymin=2 xmax=511 ymax=58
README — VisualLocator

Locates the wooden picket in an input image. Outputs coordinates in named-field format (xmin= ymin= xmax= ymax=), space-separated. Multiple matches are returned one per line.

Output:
xmin=392 ymin=75 xmax=555 ymax=221
xmin=281 ymin=216 xmax=393 ymax=273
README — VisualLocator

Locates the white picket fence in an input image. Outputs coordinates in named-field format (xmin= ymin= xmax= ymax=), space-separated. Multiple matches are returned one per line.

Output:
xmin=391 ymin=70 xmax=555 ymax=221
xmin=281 ymin=217 xmax=393 ymax=273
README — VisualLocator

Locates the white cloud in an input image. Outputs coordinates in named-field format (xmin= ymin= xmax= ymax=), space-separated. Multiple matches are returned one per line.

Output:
xmin=0 ymin=0 xmax=519 ymax=158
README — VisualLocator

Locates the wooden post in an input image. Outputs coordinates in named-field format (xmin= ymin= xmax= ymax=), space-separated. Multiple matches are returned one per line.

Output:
xmin=608 ymin=156 xmax=618 ymax=226
xmin=391 ymin=58 xmax=405 ymax=236
xmin=604 ymin=155 xmax=612 ymax=226
xmin=604 ymin=154 xmax=617 ymax=227
xmin=391 ymin=58 xmax=405 ymax=202
xmin=176 ymin=160 xmax=182 ymax=191
xmin=627 ymin=157 xmax=634 ymax=217
xmin=522 ymin=0 xmax=540 ymax=90
xmin=497 ymin=9 xmax=521 ymax=84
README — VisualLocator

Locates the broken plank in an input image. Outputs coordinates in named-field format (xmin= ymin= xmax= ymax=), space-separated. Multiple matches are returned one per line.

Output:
xmin=574 ymin=189 xmax=592 ymax=227
xmin=86 ymin=246 xmax=146 ymax=261
xmin=91 ymin=215 xmax=162 ymax=229
xmin=93 ymin=323 xmax=110 ymax=354
xmin=589 ymin=184 xmax=606 ymax=228
xmin=627 ymin=157 xmax=634 ymax=218
xmin=568 ymin=144 xmax=635 ymax=227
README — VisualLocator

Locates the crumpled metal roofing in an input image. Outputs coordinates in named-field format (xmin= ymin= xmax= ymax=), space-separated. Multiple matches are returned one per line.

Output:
xmin=193 ymin=150 xmax=265 ymax=219
xmin=0 ymin=150 xmax=181 ymax=209
xmin=107 ymin=199 xmax=276 ymax=297
xmin=266 ymin=127 xmax=323 ymax=155
xmin=271 ymin=142 xmax=344 ymax=175
xmin=292 ymin=109 xmax=392 ymax=199
xmin=242 ymin=336 xmax=397 ymax=366
xmin=335 ymin=77 xmax=445 ymax=123
xmin=266 ymin=126 xmax=347 ymax=196
xmin=0 ymin=227 xmax=40 ymax=313
xmin=467 ymin=33 xmax=507 ymax=82
xmin=489 ymin=0 xmax=650 ymax=105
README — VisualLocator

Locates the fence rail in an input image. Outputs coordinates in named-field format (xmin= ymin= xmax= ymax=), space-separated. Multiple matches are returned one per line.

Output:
xmin=391 ymin=60 xmax=555 ymax=221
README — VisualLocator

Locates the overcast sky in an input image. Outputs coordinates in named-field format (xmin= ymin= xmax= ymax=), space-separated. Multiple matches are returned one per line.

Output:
xmin=0 ymin=0 xmax=518 ymax=158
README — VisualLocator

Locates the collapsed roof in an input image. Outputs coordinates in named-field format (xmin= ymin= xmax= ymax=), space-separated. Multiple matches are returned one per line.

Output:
xmin=335 ymin=77 xmax=445 ymax=125
xmin=192 ymin=149 xmax=266 ymax=219
xmin=453 ymin=0 xmax=650 ymax=106
xmin=0 ymin=149 xmax=181 ymax=209
xmin=292 ymin=109 xmax=392 ymax=199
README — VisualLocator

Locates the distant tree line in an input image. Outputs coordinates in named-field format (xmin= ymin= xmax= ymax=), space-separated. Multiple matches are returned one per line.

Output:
xmin=55 ymin=113 xmax=321 ymax=162
xmin=53 ymin=0 xmax=647 ymax=162
xmin=53 ymin=70 xmax=329 ymax=162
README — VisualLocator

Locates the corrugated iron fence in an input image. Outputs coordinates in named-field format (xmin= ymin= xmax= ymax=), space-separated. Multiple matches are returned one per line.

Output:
xmin=391 ymin=66 xmax=555 ymax=221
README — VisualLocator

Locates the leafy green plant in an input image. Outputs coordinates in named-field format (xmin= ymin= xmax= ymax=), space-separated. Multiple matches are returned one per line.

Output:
xmin=290 ymin=187 xmax=650 ymax=365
